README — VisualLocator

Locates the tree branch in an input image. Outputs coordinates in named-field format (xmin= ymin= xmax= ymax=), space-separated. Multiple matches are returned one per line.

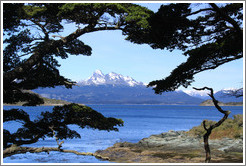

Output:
xmin=193 ymin=87 xmax=231 ymax=163
xmin=209 ymin=3 xmax=243 ymax=36
xmin=31 ymin=20 xmax=49 ymax=41
xmin=225 ymin=88 xmax=243 ymax=98
xmin=185 ymin=8 xmax=214 ymax=17
xmin=193 ymin=87 xmax=230 ymax=115
xmin=17 ymin=51 xmax=33 ymax=58
xmin=3 ymin=23 xmax=123 ymax=86
xmin=3 ymin=144 xmax=110 ymax=160
xmin=93 ymin=26 xmax=123 ymax=31
xmin=12 ymin=135 xmax=41 ymax=146
xmin=49 ymin=126 xmax=64 ymax=150
xmin=202 ymin=120 xmax=208 ymax=131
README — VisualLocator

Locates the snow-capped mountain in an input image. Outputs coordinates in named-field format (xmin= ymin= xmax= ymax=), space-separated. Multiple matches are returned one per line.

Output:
xmin=183 ymin=88 xmax=243 ymax=102
xmin=33 ymin=70 xmax=242 ymax=105
xmin=183 ymin=89 xmax=210 ymax=99
xmin=78 ymin=70 xmax=144 ymax=87
xmin=212 ymin=88 xmax=243 ymax=103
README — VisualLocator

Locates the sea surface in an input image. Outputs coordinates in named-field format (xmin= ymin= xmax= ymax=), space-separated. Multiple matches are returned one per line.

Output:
xmin=3 ymin=104 xmax=243 ymax=163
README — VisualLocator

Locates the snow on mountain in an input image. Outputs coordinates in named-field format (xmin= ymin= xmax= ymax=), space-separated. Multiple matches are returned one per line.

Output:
xmin=182 ymin=89 xmax=209 ymax=99
xmin=84 ymin=69 xmax=106 ymax=85
xmin=212 ymin=88 xmax=243 ymax=102
xmin=78 ymin=70 xmax=144 ymax=87
xmin=220 ymin=88 xmax=238 ymax=94
xmin=77 ymin=70 xmax=242 ymax=103
xmin=183 ymin=88 xmax=243 ymax=102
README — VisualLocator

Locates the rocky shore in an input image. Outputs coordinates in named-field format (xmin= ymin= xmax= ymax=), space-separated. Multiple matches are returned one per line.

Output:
xmin=95 ymin=130 xmax=243 ymax=163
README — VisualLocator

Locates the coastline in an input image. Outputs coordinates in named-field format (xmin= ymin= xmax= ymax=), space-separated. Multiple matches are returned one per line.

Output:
xmin=95 ymin=130 xmax=243 ymax=163
xmin=3 ymin=103 xmax=84 ymax=106
xmin=200 ymin=100 xmax=243 ymax=106
xmin=3 ymin=104 xmax=69 ymax=106
xmin=95 ymin=114 xmax=243 ymax=163
xmin=5 ymin=103 xmax=242 ymax=106
xmin=3 ymin=104 xmax=243 ymax=163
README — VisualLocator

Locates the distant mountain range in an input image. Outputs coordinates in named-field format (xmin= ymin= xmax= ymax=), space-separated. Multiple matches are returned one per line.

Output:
xmin=184 ymin=88 xmax=243 ymax=103
xmin=78 ymin=69 xmax=144 ymax=86
xmin=34 ymin=70 xmax=243 ymax=105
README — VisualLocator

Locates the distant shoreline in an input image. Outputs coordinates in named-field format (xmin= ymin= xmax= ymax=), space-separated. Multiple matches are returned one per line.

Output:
xmin=3 ymin=103 xmax=70 ymax=106
xmin=3 ymin=103 xmax=243 ymax=106
xmin=199 ymin=100 xmax=243 ymax=106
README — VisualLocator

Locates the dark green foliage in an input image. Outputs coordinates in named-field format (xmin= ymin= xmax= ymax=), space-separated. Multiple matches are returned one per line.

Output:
xmin=127 ymin=3 xmax=197 ymax=50
xmin=148 ymin=30 xmax=243 ymax=93
xmin=3 ymin=3 xmax=149 ymax=149
xmin=3 ymin=89 xmax=44 ymax=106
xmin=127 ymin=3 xmax=243 ymax=93
xmin=3 ymin=109 xmax=31 ymax=122
xmin=3 ymin=30 xmax=32 ymax=72
xmin=3 ymin=3 xmax=152 ymax=105
xmin=3 ymin=103 xmax=124 ymax=148
xmin=122 ymin=4 xmax=153 ymax=43
xmin=3 ymin=3 xmax=25 ymax=32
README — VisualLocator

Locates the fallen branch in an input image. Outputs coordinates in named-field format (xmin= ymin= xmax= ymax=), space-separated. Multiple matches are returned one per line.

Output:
xmin=193 ymin=87 xmax=231 ymax=163
xmin=49 ymin=126 xmax=64 ymax=150
xmin=3 ymin=144 xmax=110 ymax=160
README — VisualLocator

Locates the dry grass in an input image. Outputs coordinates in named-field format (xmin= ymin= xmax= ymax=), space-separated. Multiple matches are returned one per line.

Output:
xmin=187 ymin=114 xmax=243 ymax=139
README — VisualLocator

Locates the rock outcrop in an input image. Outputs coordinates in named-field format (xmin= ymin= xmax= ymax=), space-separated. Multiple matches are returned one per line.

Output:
xmin=95 ymin=130 xmax=243 ymax=163
xmin=137 ymin=130 xmax=243 ymax=153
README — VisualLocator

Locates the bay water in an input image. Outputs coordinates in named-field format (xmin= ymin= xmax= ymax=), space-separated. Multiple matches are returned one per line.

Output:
xmin=3 ymin=105 xmax=243 ymax=163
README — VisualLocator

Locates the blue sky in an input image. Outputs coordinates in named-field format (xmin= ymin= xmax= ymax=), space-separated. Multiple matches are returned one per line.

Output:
xmin=2 ymin=3 xmax=242 ymax=92
xmin=56 ymin=3 xmax=244 ymax=91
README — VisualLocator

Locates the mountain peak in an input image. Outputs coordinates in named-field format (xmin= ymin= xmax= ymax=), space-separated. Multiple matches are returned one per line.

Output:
xmin=182 ymin=89 xmax=209 ymax=99
xmin=93 ymin=69 xmax=104 ymax=76
xmin=78 ymin=70 xmax=144 ymax=87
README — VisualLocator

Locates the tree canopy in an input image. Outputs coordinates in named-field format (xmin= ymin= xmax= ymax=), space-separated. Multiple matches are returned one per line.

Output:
xmin=3 ymin=3 xmax=153 ymax=150
xmin=127 ymin=3 xmax=243 ymax=93
xmin=3 ymin=3 xmax=153 ymax=105
xmin=2 ymin=2 xmax=243 ymax=160
xmin=3 ymin=103 xmax=123 ymax=148
xmin=4 ymin=3 xmax=243 ymax=98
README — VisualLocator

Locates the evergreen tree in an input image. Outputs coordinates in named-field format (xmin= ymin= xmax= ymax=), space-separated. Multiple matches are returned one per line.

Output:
xmin=3 ymin=3 xmax=153 ymax=105
xmin=128 ymin=3 xmax=243 ymax=93
xmin=3 ymin=3 xmax=152 ymax=153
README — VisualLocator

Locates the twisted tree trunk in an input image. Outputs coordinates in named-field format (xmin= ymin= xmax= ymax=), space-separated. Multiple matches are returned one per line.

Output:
xmin=193 ymin=87 xmax=231 ymax=163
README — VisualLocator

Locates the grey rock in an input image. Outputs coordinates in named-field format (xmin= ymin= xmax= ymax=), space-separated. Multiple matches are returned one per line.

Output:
xmin=137 ymin=130 xmax=242 ymax=153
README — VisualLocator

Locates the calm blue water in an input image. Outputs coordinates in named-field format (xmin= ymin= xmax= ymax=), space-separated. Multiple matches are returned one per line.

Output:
xmin=3 ymin=104 xmax=243 ymax=163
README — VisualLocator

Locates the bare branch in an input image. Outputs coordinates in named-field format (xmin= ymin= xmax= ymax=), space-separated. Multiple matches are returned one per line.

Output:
xmin=193 ymin=87 xmax=229 ymax=115
xmin=52 ymin=35 xmax=65 ymax=39
xmin=193 ymin=86 xmax=231 ymax=162
xmin=3 ymin=144 xmax=109 ymax=160
xmin=49 ymin=126 xmax=64 ymax=150
xmin=185 ymin=8 xmax=214 ymax=17
xmin=202 ymin=120 xmax=208 ymax=131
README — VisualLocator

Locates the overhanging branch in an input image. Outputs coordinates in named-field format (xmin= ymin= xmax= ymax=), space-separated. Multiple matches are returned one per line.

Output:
xmin=3 ymin=23 xmax=123 ymax=85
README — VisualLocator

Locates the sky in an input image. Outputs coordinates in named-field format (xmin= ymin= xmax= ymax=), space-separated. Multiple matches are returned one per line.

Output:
xmin=55 ymin=3 xmax=244 ymax=92
xmin=2 ymin=3 xmax=241 ymax=92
